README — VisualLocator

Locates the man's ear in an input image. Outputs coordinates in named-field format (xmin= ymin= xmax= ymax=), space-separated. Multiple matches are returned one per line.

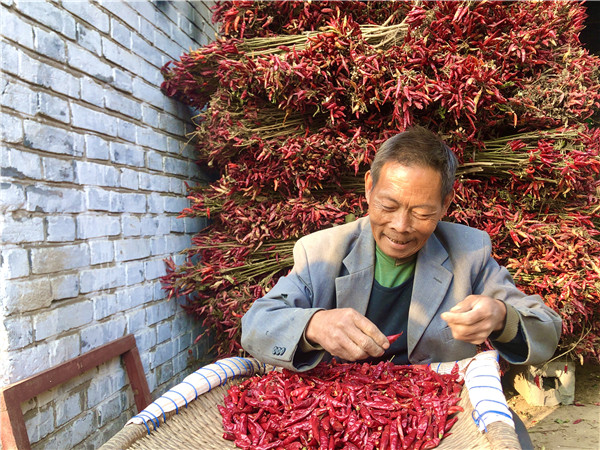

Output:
xmin=442 ymin=190 xmax=454 ymax=215
xmin=364 ymin=170 xmax=373 ymax=204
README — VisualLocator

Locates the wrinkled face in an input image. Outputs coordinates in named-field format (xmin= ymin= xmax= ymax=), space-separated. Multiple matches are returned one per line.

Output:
xmin=365 ymin=162 xmax=453 ymax=263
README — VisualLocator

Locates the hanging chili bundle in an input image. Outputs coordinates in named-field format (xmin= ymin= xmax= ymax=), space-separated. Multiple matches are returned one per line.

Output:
xmin=219 ymin=360 xmax=463 ymax=450
xmin=160 ymin=1 xmax=600 ymax=362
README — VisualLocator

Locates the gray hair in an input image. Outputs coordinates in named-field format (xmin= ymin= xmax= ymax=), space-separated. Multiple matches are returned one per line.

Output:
xmin=370 ymin=126 xmax=458 ymax=200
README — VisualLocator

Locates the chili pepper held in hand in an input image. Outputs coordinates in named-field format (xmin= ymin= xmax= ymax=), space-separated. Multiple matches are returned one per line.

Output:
xmin=387 ymin=332 xmax=403 ymax=344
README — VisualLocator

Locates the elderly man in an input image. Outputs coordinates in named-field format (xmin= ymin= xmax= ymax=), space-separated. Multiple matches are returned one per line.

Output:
xmin=241 ymin=126 xmax=562 ymax=372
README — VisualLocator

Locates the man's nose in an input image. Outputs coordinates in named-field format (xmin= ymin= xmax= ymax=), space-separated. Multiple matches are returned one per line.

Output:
xmin=390 ymin=211 xmax=412 ymax=232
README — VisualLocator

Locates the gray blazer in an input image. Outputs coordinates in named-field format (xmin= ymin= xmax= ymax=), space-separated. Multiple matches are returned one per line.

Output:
xmin=241 ymin=217 xmax=562 ymax=370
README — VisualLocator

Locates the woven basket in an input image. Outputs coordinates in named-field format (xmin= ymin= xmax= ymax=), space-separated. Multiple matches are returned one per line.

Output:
xmin=101 ymin=378 xmax=520 ymax=450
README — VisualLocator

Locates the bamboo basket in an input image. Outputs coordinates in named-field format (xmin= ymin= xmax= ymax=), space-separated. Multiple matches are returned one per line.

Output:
xmin=101 ymin=353 xmax=521 ymax=450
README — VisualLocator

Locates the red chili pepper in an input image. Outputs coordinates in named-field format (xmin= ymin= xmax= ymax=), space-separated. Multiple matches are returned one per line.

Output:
xmin=387 ymin=332 xmax=403 ymax=344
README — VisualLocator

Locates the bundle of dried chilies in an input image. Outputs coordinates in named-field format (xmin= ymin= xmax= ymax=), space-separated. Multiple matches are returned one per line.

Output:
xmin=161 ymin=1 xmax=600 ymax=361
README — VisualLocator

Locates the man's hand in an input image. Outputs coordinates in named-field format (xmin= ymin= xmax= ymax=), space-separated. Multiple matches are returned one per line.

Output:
xmin=440 ymin=295 xmax=506 ymax=345
xmin=305 ymin=308 xmax=389 ymax=361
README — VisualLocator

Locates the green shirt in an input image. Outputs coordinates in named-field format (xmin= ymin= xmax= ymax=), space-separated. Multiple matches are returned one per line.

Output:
xmin=374 ymin=245 xmax=416 ymax=287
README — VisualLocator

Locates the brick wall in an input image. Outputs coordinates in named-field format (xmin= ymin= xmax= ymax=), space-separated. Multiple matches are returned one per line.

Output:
xmin=0 ymin=1 xmax=216 ymax=447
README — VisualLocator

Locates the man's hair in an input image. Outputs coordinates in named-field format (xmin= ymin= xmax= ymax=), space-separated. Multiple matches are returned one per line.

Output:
xmin=370 ymin=126 xmax=458 ymax=200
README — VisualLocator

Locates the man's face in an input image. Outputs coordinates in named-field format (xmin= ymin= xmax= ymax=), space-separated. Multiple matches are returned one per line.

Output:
xmin=365 ymin=161 xmax=453 ymax=263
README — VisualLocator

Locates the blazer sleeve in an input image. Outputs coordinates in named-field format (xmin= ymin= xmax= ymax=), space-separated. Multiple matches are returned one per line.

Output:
xmin=241 ymin=238 xmax=327 ymax=371
xmin=474 ymin=232 xmax=563 ymax=365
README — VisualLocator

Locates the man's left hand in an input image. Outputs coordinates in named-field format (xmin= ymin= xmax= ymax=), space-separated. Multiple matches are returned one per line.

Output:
xmin=440 ymin=295 xmax=506 ymax=345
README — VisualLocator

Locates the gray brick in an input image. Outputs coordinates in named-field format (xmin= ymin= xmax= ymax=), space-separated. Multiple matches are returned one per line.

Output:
xmin=87 ymin=370 xmax=127 ymax=409
xmin=141 ymin=105 xmax=160 ymax=128
xmin=71 ymin=411 xmax=96 ymax=447
xmin=139 ymin=172 xmax=170 ymax=192
xmin=137 ymin=127 xmax=167 ymax=151
xmin=131 ymin=34 xmax=163 ymax=67
xmin=63 ymin=0 xmax=110 ymax=33
xmin=112 ymin=68 xmax=133 ymax=93
xmin=145 ymin=258 xmax=166 ymax=280
xmin=1 ymin=8 xmax=34 ymax=48
xmin=1 ymin=40 xmax=18 ymax=76
xmin=104 ymin=89 xmax=141 ymax=120
xmin=117 ymin=119 xmax=136 ymax=143
xmin=24 ymin=405 xmax=53 ymax=444
xmin=34 ymin=61 xmax=81 ymax=98
xmin=75 ymin=161 xmax=119 ymax=187
xmin=164 ymin=156 xmax=189 ymax=176
xmin=109 ymin=142 xmax=145 ymax=167
xmin=119 ymin=168 xmax=139 ymax=190
xmin=126 ymin=308 xmax=145 ymax=334
xmin=1 ymin=78 xmax=37 ymax=115
xmin=137 ymin=59 xmax=163 ymax=87
xmin=4 ymin=277 xmax=52 ymax=314
xmin=85 ymin=134 xmax=109 ymax=160
xmin=1 ymin=214 xmax=44 ymax=244
xmin=156 ymin=360 xmax=174 ymax=386
xmin=1 ymin=247 xmax=29 ymax=279
xmin=46 ymin=215 xmax=76 ymax=241
xmin=169 ymin=177 xmax=186 ymax=195
xmin=50 ymin=273 xmax=80 ymax=300
xmin=101 ymin=37 xmax=142 ymax=75
xmin=79 ymin=266 xmax=125 ymax=293
xmin=93 ymin=293 xmax=119 ymax=321
xmin=80 ymin=78 xmax=106 ymax=107
xmin=158 ymin=113 xmax=185 ymax=135
xmin=135 ymin=328 xmax=156 ymax=354
xmin=138 ymin=16 xmax=156 ymax=43
xmin=185 ymin=217 xmax=204 ymax=234
xmin=85 ymin=186 xmax=110 ymax=211
xmin=67 ymin=42 xmax=113 ymax=82
xmin=30 ymin=243 xmax=90 ymax=274
xmin=76 ymin=22 xmax=102 ymax=55
xmin=55 ymin=391 xmax=83 ymax=427
xmin=122 ymin=215 xmax=141 ymax=236
xmin=33 ymin=25 xmax=66 ymax=62
xmin=77 ymin=214 xmax=120 ymax=239
xmin=147 ymin=151 xmax=163 ymax=171
xmin=115 ymin=284 xmax=148 ymax=310
xmin=150 ymin=236 xmax=167 ymax=255
xmin=80 ymin=316 xmax=127 ymax=353
xmin=24 ymin=121 xmax=84 ymax=156
xmin=3 ymin=316 xmax=32 ymax=353
xmin=125 ymin=260 xmax=144 ymax=285
xmin=165 ymin=234 xmax=191 ymax=254
xmin=0 ymin=182 xmax=25 ymax=213
xmin=147 ymin=193 xmax=165 ymax=213
xmin=170 ymin=216 xmax=184 ymax=232
xmin=36 ymin=92 xmax=70 ymax=123
xmin=97 ymin=395 xmax=122 ymax=428
xmin=140 ymin=216 xmax=158 ymax=236
xmin=109 ymin=191 xmax=124 ymax=212
xmin=114 ymin=238 xmax=151 ymax=262
xmin=122 ymin=192 xmax=147 ymax=213
xmin=131 ymin=77 xmax=163 ymax=109
xmin=2 ymin=148 xmax=42 ymax=179
xmin=151 ymin=340 xmax=174 ymax=368
xmin=110 ymin=17 xmax=132 ymax=47
xmin=164 ymin=195 xmax=189 ymax=213
xmin=89 ymin=239 xmax=114 ymax=265
xmin=71 ymin=103 xmax=117 ymax=136
xmin=0 ymin=112 xmax=22 ymax=143
xmin=42 ymin=156 xmax=75 ymax=182
xmin=34 ymin=300 xmax=92 ymax=340
xmin=26 ymin=185 xmax=84 ymax=213
xmin=16 ymin=0 xmax=76 ymax=39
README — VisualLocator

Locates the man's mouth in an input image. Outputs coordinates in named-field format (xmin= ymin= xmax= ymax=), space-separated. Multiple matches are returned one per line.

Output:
xmin=387 ymin=236 xmax=409 ymax=245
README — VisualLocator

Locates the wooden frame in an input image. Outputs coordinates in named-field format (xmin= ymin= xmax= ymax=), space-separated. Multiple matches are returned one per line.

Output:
xmin=0 ymin=334 xmax=151 ymax=450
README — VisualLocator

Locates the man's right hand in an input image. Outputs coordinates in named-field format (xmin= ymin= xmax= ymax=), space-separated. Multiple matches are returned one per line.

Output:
xmin=304 ymin=308 xmax=389 ymax=361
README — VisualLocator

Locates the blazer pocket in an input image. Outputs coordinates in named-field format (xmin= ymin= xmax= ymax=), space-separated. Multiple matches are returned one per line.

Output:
xmin=440 ymin=326 xmax=454 ymax=343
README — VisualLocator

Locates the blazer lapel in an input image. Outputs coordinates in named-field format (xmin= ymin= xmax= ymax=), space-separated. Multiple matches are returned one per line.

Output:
xmin=335 ymin=220 xmax=376 ymax=316
xmin=407 ymin=231 xmax=453 ymax=354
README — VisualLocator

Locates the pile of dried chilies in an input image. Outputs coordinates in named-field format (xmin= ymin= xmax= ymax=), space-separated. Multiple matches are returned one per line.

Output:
xmin=219 ymin=361 xmax=464 ymax=450
xmin=160 ymin=1 xmax=600 ymax=362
